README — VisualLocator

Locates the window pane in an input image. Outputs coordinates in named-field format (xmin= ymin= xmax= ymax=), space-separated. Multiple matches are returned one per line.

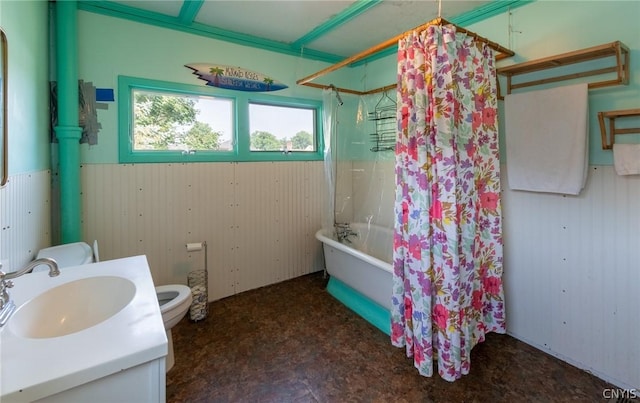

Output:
xmin=132 ymin=89 xmax=233 ymax=151
xmin=249 ymin=103 xmax=316 ymax=152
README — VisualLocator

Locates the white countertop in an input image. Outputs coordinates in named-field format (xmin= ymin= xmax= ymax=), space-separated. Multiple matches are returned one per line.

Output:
xmin=0 ymin=255 xmax=167 ymax=402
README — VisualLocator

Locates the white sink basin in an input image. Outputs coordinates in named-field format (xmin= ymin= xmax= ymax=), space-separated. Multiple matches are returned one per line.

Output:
xmin=1 ymin=256 xmax=167 ymax=403
xmin=9 ymin=276 xmax=136 ymax=339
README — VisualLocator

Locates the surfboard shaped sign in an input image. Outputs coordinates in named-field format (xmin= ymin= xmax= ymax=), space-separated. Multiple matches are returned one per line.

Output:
xmin=185 ymin=63 xmax=288 ymax=92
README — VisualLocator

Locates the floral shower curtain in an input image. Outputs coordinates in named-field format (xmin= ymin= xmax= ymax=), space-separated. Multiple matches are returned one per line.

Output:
xmin=391 ymin=24 xmax=506 ymax=382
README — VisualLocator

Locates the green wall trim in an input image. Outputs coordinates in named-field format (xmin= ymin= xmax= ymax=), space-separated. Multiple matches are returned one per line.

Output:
xmin=291 ymin=0 xmax=382 ymax=49
xmin=178 ymin=0 xmax=204 ymax=24
xmin=78 ymin=1 xmax=343 ymax=64
xmin=326 ymin=277 xmax=391 ymax=335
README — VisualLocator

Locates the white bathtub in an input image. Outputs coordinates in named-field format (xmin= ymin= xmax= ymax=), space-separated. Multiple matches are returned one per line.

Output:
xmin=315 ymin=223 xmax=393 ymax=313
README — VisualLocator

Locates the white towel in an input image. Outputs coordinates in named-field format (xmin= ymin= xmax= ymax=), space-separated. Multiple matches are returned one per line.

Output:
xmin=613 ymin=143 xmax=640 ymax=175
xmin=505 ymin=83 xmax=589 ymax=195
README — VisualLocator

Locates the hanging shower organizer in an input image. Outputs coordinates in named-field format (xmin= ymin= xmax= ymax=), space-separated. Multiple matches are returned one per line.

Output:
xmin=369 ymin=92 xmax=396 ymax=152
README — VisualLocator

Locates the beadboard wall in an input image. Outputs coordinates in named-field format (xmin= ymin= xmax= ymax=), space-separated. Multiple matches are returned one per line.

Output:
xmin=3 ymin=161 xmax=637 ymax=388
xmin=79 ymin=161 xmax=326 ymax=302
xmin=502 ymin=165 xmax=640 ymax=390
xmin=0 ymin=170 xmax=52 ymax=271
xmin=346 ymin=162 xmax=639 ymax=389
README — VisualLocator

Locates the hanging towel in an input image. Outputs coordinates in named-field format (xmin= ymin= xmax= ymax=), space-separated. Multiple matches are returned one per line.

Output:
xmin=505 ymin=83 xmax=589 ymax=195
xmin=613 ymin=143 xmax=640 ymax=175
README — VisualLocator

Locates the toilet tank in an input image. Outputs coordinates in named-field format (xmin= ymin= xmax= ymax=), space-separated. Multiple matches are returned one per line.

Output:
xmin=32 ymin=242 xmax=94 ymax=272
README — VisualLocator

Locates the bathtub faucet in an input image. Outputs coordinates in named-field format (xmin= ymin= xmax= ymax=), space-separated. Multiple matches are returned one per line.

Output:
xmin=335 ymin=223 xmax=358 ymax=244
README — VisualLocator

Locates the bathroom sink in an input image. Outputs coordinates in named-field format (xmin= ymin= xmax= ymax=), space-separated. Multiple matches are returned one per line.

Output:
xmin=1 ymin=256 xmax=167 ymax=403
xmin=9 ymin=276 xmax=136 ymax=339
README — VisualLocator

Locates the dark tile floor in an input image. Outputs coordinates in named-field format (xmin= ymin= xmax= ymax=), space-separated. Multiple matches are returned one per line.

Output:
xmin=167 ymin=272 xmax=612 ymax=402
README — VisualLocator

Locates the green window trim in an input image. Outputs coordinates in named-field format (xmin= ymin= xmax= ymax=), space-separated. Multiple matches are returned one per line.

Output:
xmin=118 ymin=75 xmax=324 ymax=163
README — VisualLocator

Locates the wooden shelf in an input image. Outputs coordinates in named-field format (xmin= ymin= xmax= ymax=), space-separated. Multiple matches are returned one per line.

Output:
xmin=497 ymin=41 xmax=629 ymax=98
xmin=598 ymin=108 xmax=640 ymax=149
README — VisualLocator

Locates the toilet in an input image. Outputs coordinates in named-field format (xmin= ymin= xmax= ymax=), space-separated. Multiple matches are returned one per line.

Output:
xmin=33 ymin=242 xmax=95 ymax=271
xmin=156 ymin=284 xmax=192 ymax=371
xmin=34 ymin=242 xmax=192 ymax=372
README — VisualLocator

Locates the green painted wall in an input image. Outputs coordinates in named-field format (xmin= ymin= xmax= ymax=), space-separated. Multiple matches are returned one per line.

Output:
xmin=6 ymin=2 xmax=636 ymax=170
xmin=345 ymin=1 xmax=640 ymax=166
xmin=0 ymin=0 xmax=50 ymax=175
xmin=76 ymin=11 xmax=358 ymax=164
xmin=474 ymin=0 xmax=640 ymax=166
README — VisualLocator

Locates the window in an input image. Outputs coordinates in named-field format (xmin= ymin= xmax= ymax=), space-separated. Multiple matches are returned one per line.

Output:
xmin=132 ymin=89 xmax=234 ymax=152
xmin=249 ymin=103 xmax=316 ymax=153
xmin=119 ymin=76 xmax=323 ymax=163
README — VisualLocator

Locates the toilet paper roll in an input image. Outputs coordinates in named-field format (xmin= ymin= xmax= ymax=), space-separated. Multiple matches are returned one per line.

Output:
xmin=188 ymin=270 xmax=207 ymax=288
xmin=189 ymin=284 xmax=208 ymax=321
xmin=186 ymin=242 xmax=203 ymax=252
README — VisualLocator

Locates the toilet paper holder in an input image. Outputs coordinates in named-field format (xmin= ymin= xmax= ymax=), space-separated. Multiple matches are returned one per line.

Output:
xmin=185 ymin=241 xmax=208 ymax=321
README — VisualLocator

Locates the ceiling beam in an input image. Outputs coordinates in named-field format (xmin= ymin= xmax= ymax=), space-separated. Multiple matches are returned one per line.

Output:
xmin=291 ymin=0 xmax=382 ymax=50
xmin=178 ymin=0 xmax=204 ymax=24
xmin=77 ymin=0 xmax=534 ymax=66
xmin=77 ymin=1 xmax=345 ymax=63
xmin=349 ymin=0 xmax=535 ymax=67
xmin=453 ymin=0 xmax=535 ymax=26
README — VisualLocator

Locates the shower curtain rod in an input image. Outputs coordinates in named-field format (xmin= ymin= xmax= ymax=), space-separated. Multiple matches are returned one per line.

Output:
xmin=296 ymin=17 xmax=515 ymax=96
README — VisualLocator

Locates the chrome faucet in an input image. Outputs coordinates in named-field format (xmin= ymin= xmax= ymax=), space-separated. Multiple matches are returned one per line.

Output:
xmin=3 ymin=257 xmax=60 ymax=280
xmin=335 ymin=223 xmax=358 ymax=243
xmin=0 ymin=258 xmax=60 ymax=326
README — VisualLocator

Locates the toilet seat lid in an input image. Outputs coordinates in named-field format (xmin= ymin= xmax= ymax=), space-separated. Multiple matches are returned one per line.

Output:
xmin=155 ymin=284 xmax=192 ymax=313
xmin=34 ymin=242 xmax=94 ymax=270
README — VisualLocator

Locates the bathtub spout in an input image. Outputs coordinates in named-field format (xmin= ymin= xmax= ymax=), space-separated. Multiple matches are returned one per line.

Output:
xmin=335 ymin=223 xmax=358 ymax=244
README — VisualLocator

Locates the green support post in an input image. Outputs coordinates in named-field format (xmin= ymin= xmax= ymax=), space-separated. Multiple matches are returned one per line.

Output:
xmin=54 ymin=0 xmax=82 ymax=243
